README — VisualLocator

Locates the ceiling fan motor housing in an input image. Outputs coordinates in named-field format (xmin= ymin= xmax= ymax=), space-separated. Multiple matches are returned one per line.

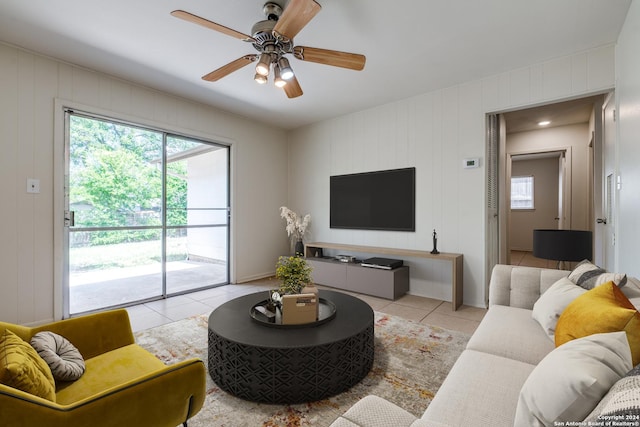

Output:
xmin=251 ymin=17 xmax=293 ymax=57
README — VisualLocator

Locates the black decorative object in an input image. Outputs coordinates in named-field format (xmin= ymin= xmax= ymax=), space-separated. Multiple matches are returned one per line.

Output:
xmin=208 ymin=290 xmax=374 ymax=404
xmin=431 ymin=229 xmax=440 ymax=254
xmin=294 ymin=239 xmax=305 ymax=257
xmin=533 ymin=229 xmax=593 ymax=269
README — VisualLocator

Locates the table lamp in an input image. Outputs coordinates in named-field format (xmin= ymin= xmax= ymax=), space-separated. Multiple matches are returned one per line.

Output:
xmin=532 ymin=229 xmax=593 ymax=269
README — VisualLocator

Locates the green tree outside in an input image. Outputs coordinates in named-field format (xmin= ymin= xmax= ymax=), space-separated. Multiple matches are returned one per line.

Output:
xmin=69 ymin=115 xmax=189 ymax=245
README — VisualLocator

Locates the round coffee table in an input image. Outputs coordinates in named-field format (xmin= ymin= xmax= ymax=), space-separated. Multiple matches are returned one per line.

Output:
xmin=208 ymin=289 xmax=374 ymax=404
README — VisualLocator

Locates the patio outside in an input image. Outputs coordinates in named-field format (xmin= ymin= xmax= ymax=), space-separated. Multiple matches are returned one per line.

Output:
xmin=69 ymin=237 xmax=228 ymax=314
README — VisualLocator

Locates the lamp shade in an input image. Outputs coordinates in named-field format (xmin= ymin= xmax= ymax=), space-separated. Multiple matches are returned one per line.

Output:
xmin=533 ymin=229 xmax=593 ymax=262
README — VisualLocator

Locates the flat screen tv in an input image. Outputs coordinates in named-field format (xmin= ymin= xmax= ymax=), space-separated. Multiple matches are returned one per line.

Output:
xmin=330 ymin=167 xmax=415 ymax=231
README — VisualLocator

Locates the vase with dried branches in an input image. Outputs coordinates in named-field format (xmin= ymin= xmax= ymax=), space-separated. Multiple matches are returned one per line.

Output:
xmin=279 ymin=206 xmax=311 ymax=256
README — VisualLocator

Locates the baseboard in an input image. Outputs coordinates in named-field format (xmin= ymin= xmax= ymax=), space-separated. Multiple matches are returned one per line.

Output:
xmin=235 ymin=271 xmax=275 ymax=284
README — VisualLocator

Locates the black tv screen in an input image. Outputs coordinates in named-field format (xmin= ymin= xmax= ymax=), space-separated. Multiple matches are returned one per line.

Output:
xmin=330 ymin=167 xmax=415 ymax=231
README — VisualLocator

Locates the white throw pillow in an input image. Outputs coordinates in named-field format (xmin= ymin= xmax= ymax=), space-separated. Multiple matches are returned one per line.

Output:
xmin=514 ymin=331 xmax=632 ymax=427
xmin=532 ymin=277 xmax=587 ymax=341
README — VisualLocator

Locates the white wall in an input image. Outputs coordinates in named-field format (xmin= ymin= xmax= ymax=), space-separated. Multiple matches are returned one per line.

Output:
xmin=187 ymin=148 xmax=228 ymax=262
xmin=0 ymin=43 xmax=289 ymax=325
xmin=288 ymin=45 xmax=615 ymax=308
xmin=615 ymin=1 xmax=640 ymax=277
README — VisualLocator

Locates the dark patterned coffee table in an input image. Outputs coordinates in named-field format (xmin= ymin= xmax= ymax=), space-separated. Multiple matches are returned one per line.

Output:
xmin=207 ymin=289 xmax=374 ymax=404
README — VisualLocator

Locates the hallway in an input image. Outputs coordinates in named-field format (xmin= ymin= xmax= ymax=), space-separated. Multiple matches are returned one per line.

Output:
xmin=510 ymin=250 xmax=556 ymax=268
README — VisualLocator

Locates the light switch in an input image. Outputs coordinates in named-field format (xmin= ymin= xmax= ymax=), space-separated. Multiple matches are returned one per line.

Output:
xmin=27 ymin=179 xmax=40 ymax=194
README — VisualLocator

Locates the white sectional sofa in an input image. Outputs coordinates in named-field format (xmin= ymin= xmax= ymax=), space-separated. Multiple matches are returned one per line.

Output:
xmin=330 ymin=264 xmax=640 ymax=427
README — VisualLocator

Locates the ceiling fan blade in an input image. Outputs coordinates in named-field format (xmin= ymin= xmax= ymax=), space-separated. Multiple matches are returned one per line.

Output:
xmin=171 ymin=10 xmax=255 ymax=42
xmin=272 ymin=0 xmax=321 ymax=41
xmin=293 ymin=46 xmax=365 ymax=70
xmin=283 ymin=75 xmax=303 ymax=98
xmin=202 ymin=55 xmax=258 ymax=82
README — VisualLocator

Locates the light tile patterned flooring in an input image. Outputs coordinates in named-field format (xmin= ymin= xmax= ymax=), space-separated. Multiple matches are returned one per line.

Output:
xmin=126 ymin=276 xmax=487 ymax=335
xmin=127 ymin=251 xmax=561 ymax=334
xmin=510 ymin=250 xmax=557 ymax=268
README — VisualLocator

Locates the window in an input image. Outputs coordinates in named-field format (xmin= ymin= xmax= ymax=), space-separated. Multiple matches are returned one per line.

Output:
xmin=511 ymin=176 xmax=534 ymax=209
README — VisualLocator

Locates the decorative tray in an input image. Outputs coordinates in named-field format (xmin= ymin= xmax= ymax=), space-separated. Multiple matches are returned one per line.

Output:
xmin=250 ymin=297 xmax=336 ymax=328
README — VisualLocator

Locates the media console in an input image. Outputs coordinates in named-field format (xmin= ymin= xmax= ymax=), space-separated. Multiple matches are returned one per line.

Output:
xmin=305 ymin=242 xmax=463 ymax=311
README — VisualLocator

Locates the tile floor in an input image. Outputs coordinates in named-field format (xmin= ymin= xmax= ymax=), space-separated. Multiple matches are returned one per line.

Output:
xmin=126 ymin=276 xmax=487 ymax=335
xmin=510 ymin=250 xmax=577 ymax=270
xmin=126 ymin=252 xmax=571 ymax=334
xmin=510 ymin=250 xmax=556 ymax=268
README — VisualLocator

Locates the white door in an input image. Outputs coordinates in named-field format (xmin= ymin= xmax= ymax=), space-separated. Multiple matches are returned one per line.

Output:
xmin=601 ymin=95 xmax=617 ymax=270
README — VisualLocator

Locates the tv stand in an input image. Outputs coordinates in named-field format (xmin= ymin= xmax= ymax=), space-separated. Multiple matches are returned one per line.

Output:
xmin=305 ymin=242 xmax=463 ymax=311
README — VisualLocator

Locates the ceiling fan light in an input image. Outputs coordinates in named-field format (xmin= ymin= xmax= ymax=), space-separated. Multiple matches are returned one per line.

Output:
xmin=273 ymin=65 xmax=287 ymax=88
xmin=256 ymin=53 xmax=271 ymax=76
xmin=277 ymin=57 xmax=294 ymax=80
xmin=254 ymin=73 xmax=268 ymax=84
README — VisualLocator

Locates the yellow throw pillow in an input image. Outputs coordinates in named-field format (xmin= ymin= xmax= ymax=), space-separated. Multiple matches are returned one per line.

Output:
xmin=555 ymin=281 xmax=640 ymax=365
xmin=0 ymin=329 xmax=56 ymax=401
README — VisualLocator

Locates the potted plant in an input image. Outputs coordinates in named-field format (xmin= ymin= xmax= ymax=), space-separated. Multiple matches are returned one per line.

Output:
xmin=274 ymin=256 xmax=318 ymax=324
xmin=275 ymin=256 xmax=313 ymax=295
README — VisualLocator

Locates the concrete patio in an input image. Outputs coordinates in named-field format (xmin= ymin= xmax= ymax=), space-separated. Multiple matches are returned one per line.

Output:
xmin=69 ymin=260 xmax=228 ymax=314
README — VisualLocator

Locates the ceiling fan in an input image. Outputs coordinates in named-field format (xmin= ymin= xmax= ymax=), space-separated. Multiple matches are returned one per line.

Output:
xmin=171 ymin=0 xmax=366 ymax=99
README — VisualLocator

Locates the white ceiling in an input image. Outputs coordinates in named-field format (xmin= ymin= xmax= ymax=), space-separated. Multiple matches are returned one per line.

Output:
xmin=0 ymin=0 xmax=631 ymax=130
xmin=504 ymin=94 xmax=606 ymax=134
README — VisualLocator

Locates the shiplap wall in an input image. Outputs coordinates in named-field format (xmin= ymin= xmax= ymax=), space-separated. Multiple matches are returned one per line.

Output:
xmin=0 ymin=42 xmax=289 ymax=325
xmin=288 ymin=45 xmax=616 ymax=308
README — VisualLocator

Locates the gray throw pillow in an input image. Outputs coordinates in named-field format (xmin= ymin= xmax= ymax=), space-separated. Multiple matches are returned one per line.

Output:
xmin=585 ymin=363 xmax=640 ymax=421
xmin=569 ymin=260 xmax=627 ymax=289
xmin=30 ymin=331 xmax=85 ymax=382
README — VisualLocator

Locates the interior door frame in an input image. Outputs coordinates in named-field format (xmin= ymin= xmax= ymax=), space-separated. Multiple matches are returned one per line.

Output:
xmin=505 ymin=148 xmax=571 ymax=252
xmin=600 ymin=92 xmax=617 ymax=271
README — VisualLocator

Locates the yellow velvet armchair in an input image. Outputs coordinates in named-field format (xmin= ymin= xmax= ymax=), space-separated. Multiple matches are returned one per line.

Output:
xmin=0 ymin=309 xmax=206 ymax=427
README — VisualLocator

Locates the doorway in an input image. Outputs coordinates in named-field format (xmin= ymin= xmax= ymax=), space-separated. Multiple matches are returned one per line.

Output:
xmin=486 ymin=94 xmax=607 ymax=284
xmin=63 ymin=111 xmax=230 ymax=316
xmin=509 ymin=152 xmax=566 ymax=244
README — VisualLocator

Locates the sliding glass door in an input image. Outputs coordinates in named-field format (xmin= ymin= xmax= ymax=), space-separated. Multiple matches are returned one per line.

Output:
xmin=64 ymin=111 xmax=229 ymax=316
xmin=164 ymin=135 xmax=229 ymax=294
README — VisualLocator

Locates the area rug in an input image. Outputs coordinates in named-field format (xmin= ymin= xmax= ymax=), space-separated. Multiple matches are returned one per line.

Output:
xmin=134 ymin=312 xmax=470 ymax=427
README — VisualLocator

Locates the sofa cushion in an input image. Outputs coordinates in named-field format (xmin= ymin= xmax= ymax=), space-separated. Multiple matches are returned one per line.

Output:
xmin=466 ymin=305 xmax=554 ymax=365
xmin=515 ymin=331 xmax=632 ymax=426
xmin=0 ymin=329 xmax=56 ymax=401
xmin=568 ymin=260 xmax=627 ymax=289
xmin=30 ymin=331 xmax=85 ymax=382
xmin=555 ymin=281 xmax=640 ymax=365
xmin=532 ymin=277 xmax=587 ymax=340
xmin=329 ymin=395 xmax=418 ymax=427
xmin=55 ymin=344 xmax=165 ymax=404
xmin=421 ymin=349 xmax=535 ymax=427
xmin=489 ymin=265 xmax=570 ymax=309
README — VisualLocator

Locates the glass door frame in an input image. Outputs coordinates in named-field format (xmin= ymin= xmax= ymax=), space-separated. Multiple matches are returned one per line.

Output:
xmin=62 ymin=108 xmax=230 ymax=317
